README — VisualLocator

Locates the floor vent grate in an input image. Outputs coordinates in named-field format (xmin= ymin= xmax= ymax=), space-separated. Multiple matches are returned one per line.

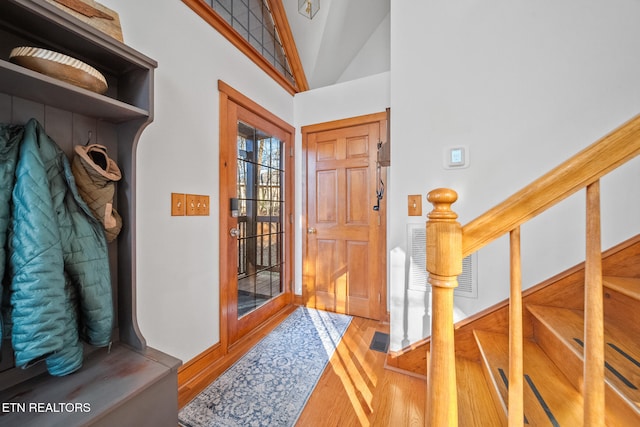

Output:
xmin=369 ymin=331 xmax=390 ymax=353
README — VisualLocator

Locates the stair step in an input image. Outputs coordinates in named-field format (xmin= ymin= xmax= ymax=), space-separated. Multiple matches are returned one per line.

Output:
xmin=528 ymin=304 xmax=640 ymax=425
xmin=603 ymin=276 xmax=640 ymax=301
xmin=455 ymin=356 xmax=504 ymax=427
xmin=474 ymin=329 xmax=583 ymax=426
xmin=603 ymin=276 xmax=640 ymax=347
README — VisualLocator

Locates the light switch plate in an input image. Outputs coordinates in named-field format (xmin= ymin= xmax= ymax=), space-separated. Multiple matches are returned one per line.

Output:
xmin=171 ymin=193 xmax=185 ymax=216
xmin=196 ymin=195 xmax=210 ymax=216
xmin=186 ymin=194 xmax=210 ymax=216
xmin=408 ymin=195 xmax=422 ymax=216
xmin=186 ymin=194 xmax=198 ymax=216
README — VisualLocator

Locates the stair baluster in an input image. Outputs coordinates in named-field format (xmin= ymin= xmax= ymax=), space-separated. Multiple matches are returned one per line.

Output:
xmin=585 ymin=181 xmax=605 ymax=425
xmin=509 ymin=227 xmax=524 ymax=426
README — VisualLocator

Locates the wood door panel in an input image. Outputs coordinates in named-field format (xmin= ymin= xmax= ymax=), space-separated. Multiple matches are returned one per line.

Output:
xmin=316 ymin=140 xmax=337 ymax=161
xmin=304 ymin=113 xmax=387 ymax=320
xmin=316 ymin=239 xmax=337 ymax=294
xmin=346 ymin=136 xmax=369 ymax=159
xmin=316 ymin=170 xmax=338 ymax=223
xmin=346 ymin=167 xmax=369 ymax=224
xmin=346 ymin=241 xmax=369 ymax=299
xmin=315 ymin=239 xmax=339 ymax=311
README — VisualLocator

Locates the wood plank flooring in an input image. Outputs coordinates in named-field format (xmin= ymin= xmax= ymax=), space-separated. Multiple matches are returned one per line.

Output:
xmin=296 ymin=316 xmax=425 ymax=427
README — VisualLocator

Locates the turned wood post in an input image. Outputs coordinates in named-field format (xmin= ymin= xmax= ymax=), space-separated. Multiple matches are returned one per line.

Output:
xmin=426 ymin=188 xmax=462 ymax=427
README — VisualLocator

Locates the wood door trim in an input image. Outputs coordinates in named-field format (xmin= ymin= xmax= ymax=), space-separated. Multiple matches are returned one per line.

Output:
xmin=301 ymin=112 xmax=388 ymax=134
xmin=219 ymin=81 xmax=295 ymax=135
xmin=301 ymin=111 xmax=388 ymax=319
xmin=218 ymin=90 xmax=234 ymax=353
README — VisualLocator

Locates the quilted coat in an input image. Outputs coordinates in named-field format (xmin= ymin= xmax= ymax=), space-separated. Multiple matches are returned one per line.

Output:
xmin=8 ymin=119 xmax=113 ymax=376
xmin=0 ymin=124 xmax=23 ymax=349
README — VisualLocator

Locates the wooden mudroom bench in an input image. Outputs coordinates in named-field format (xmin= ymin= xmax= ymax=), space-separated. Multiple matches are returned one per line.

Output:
xmin=0 ymin=1 xmax=180 ymax=425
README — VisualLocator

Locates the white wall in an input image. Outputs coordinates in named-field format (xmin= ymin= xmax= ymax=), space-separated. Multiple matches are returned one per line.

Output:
xmin=100 ymin=0 xmax=294 ymax=363
xmin=293 ymin=72 xmax=391 ymax=294
xmin=99 ymin=0 xmax=640 ymax=361
xmin=389 ymin=0 xmax=640 ymax=351
xmin=336 ymin=13 xmax=390 ymax=85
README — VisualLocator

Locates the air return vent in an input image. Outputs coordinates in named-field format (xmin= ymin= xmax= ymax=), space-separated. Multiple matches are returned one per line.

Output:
xmin=407 ymin=223 xmax=477 ymax=298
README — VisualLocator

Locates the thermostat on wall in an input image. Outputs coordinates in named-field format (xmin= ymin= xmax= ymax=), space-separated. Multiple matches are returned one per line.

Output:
xmin=443 ymin=146 xmax=469 ymax=169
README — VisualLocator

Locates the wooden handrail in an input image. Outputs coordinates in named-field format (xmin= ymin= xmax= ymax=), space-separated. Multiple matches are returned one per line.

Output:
xmin=462 ymin=114 xmax=640 ymax=258
xmin=425 ymin=113 xmax=640 ymax=426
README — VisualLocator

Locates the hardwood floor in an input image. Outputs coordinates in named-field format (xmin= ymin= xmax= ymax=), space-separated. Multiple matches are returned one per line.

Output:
xmin=296 ymin=316 xmax=425 ymax=427
xmin=179 ymin=306 xmax=426 ymax=426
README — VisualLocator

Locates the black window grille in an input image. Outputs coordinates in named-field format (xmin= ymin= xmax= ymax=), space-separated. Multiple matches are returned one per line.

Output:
xmin=207 ymin=0 xmax=295 ymax=85
xmin=236 ymin=120 xmax=285 ymax=317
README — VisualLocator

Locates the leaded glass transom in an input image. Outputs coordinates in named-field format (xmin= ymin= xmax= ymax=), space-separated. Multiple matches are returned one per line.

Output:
xmin=207 ymin=0 xmax=295 ymax=85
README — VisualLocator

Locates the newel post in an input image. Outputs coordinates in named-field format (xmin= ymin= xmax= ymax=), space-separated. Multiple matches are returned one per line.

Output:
xmin=426 ymin=188 xmax=462 ymax=427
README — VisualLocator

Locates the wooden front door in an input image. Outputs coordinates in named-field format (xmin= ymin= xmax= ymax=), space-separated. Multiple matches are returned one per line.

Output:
xmin=303 ymin=112 xmax=387 ymax=320
xmin=219 ymin=82 xmax=294 ymax=347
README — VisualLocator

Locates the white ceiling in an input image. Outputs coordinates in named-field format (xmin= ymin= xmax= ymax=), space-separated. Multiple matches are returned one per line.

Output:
xmin=282 ymin=0 xmax=390 ymax=90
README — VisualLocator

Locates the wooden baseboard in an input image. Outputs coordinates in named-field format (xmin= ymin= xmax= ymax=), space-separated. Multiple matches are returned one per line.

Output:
xmin=178 ymin=343 xmax=222 ymax=382
xmin=177 ymin=342 xmax=225 ymax=407
xmin=382 ymin=310 xmax=390 ymax=324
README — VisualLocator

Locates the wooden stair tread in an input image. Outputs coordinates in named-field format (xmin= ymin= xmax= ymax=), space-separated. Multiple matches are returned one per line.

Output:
xmin=527 ymin=304 xmax=640 ymax=409
xmin=603 ymin=276 xmax=640 ymax=301
xmin=455 ymin=357 xmax=503 ymax=427
xmin=474 ymin=329 xmax=583 ymax=426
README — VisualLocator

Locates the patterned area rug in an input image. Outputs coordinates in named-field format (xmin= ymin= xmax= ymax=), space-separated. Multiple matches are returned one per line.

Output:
xmin=178 ymin=307 xmax=352 ymax=427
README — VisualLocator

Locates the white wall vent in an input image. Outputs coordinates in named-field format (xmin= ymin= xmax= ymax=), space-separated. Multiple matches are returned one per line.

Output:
xmin=407 ymin=223 xmax=478 ymax=298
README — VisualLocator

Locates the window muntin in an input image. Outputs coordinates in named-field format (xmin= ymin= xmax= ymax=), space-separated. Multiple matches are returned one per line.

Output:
xmin=236 ymin=120 xmax=285 ymax=317
xmin=208 ymin=0 xmax=295 ymax=86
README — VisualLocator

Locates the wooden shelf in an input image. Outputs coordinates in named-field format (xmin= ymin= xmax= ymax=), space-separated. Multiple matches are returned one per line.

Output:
xmin=0 ymin=0 xmax=157 ymax=118
xmin=0 ymin=0 xmax=156 ymax=75
xmin=0 ymin=59 xmax=149 ymax=123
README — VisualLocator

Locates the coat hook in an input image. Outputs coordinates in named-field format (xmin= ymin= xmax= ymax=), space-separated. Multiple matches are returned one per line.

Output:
xmin=85 ymin=130 xmax=92 ymax=146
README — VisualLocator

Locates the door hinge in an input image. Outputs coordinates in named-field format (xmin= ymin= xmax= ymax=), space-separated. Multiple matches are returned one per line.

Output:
xmin=378 ymin=292 xmax=381 ymax=303
xmin=290 ymin=147 xmax=294 ymax=157
xmin=289 ymin=213 xmax=294 ymax=224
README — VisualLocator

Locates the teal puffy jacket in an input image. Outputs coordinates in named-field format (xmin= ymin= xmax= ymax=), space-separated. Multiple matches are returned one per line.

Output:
xmin=7 ymin=119 xmax=113 ymax=376
xmin=0 ymin=124 xmax=23 ymax=349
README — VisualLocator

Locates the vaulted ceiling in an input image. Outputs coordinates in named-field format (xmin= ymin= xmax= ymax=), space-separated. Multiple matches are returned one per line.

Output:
xmin=282 ymin=0 xmax=390 ymax=90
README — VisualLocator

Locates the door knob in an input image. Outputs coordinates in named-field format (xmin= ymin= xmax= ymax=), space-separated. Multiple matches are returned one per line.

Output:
xmin=307 ymin=227 xmax=317 ymax=234
xmin=229 ymin=227 xmax=240 ymax=237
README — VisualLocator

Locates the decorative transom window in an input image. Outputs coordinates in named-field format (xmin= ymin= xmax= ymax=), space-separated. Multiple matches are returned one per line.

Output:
xmin=210 ymin=0 xmax=294 ymax=85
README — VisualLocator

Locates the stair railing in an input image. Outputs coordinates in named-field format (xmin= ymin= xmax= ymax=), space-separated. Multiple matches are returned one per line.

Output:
xmin=425 ymin=114 xmax=640 ymax=426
